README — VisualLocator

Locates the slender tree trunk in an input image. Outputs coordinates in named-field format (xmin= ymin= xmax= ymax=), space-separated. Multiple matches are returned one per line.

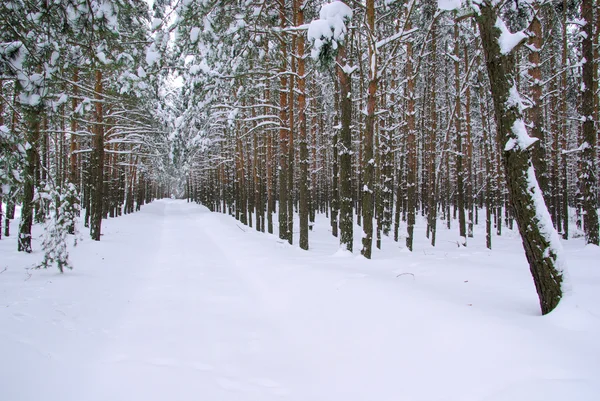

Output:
xmin=560 ymin=1 xmax=569 ymax=239
xmin=337 ymin=44 xmax=353 ymax=252
xmin=479 ymin=63 xmax=492 ymax=250
xmin=580 ymin=0 xmax=599 ymax=245
xmin=406 ymin=19 xmax=416 ymax=252
xmin=0 ymin=79 xmax=3 ymax=240
xmin=361 ymin=0 xmax=376 ymax=258
xmin=527 ymin=12 xmax=549 ymax=207
xmin=454 ymin=23 xmax=467 ymax=245
xmin=265 ymin=81 xmax=274 ymax=234
xmin=428 ymin=20 xmax=438 ymax=247
xmin=287 ymin=32 xmax=296 ymax=245
xmin=464 ymin=45 xmax=474 ymax=239
xmin=296 ymin=0 xmax=309 ymax=250
xmin=18 ymin=106 xmax=41 ymax=252
xmin=278 ymin=0 xmax=289 ymax=241
xmin=90 ymin=69 xmax=105 ymax=241
xmin=331 ymin=83 xmax=340 ymax=238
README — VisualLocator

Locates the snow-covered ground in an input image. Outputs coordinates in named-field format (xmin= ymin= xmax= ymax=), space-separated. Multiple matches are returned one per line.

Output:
xmin=1 ymin=199 xmax=599 ymax=401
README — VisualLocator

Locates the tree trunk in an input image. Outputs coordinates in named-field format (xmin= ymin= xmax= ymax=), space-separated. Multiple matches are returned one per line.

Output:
xmin=476 ymin=2 xmax=566 ymax=315
xmin=454 ymin=23 xmax=467 ymax=245
xmin=331 ymin=83 xmax=340 ymax=238
xmin=527 ymin=12 xmax=549 ymax=206
xmin=278 ymin=0 xmax=289 ymax=241
xmin=580 ymin=0 xmax=599 ymax=245
xmin=337 ymin=44 xmax=353 ymax=252
xmin=18 ymin=105 xmax=41 ymax=252
xmin=405 ymin=19 xmax=416 ymax=252
xmin=361 ymin=0 xmax=376 ymax=258
xmin=90 ymin=69 xmax=105 ymax=241
xmin=296 ymin=0 xmax=309 ymax=250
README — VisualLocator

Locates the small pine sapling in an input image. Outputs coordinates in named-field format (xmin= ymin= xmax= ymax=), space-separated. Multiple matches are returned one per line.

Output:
xmin=38 ymin=183 xmax=80 ymax=273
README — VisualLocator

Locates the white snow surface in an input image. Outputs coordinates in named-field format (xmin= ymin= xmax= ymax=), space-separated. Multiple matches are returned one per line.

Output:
xmin=1 ymin=199 xmax=600 ymax=401
xmin=438 ymin=0 xmax=462 ymax=11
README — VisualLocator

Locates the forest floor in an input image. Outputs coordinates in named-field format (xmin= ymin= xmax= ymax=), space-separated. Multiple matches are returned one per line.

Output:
xmin=1 ymin=199 xmax=599 ymax=401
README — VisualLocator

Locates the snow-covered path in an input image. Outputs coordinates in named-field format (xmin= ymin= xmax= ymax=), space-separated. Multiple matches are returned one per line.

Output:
xmin=2 ymin=199 xmax=600 ymax=401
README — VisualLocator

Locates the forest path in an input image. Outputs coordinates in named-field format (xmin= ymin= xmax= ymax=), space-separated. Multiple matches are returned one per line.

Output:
xmin=78 ymin=200 xmax=317 ymax=400
xmin=2 ymin=199 xmax=599 ymax=401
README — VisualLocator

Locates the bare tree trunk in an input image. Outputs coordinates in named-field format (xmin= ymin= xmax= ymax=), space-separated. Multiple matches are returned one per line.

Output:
xmin=331 ymin=82 xmax=339 ymax=238
xmin=580 ymin=0 xmax=599 ymax=245
xmin=287 ymin=30 xmax=296 ymax=245
xmin=337 ymin=44 xmax=353 ymax=252
xmin=464 ymin=44 xmax=474 ymax=239
xmin=90 ymin=69 xmax=105 ymax=241
xmin=18 ymin=104 xmax=41 ymax=252
xmin=406 ymin=19 xmax=416 ymax=252
xmin=478 ymin=62 xmax=492 ymax=250
xmin=454 ymin=23 xmax=467 ymax=245
xmin=527 ymin=12 xmax=549 ymax=207
xmin=278 ymin=0 xmax=289 ymax=241
xmin=296 ymin=0 xmax=309 ymax=250
xmin=560 ymin=1 xmax=569 ymax=239
xmin=361 ymin=0 xmax=376 ymax=258
xmin=428 ymin=20 xmax=438 ymax=247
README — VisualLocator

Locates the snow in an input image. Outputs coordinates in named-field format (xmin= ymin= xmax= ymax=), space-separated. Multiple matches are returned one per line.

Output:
xmin=1 ymin=199 xmax=599 ymax=401
xmin=504 ymin=86 xmax=538 ymax=151
xmin=319 ymin=1 xmax=353 ymax=22
xmin=190 ymin=27 xmax=200 ymax=43
xmin=151 ymin=18 xmax=162 ymax=30
xmin=0 ymin=41 xmax=25 ymax=73
xmin=438 ymin=0 xmax=462 ymax=11
xmin=307 ymin=1 xmax=353 ymax=60
xmin=96 ymin=51 xmax=109 ymax=64
xmin=495 ymin=17 xmax=528 ymax=55
xmin=145 ymin=41 xmax=161 ymax=67
xmin=525 ymin=165 xmax=570 ymax=281
xmin=510 ymin=119 xmax=538 ymax=150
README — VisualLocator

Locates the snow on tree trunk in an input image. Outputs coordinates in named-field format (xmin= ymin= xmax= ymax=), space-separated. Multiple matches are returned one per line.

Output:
xmin=361 ymin=0 xmax=376 ymax=259
xmin=308 ymin=0 xmax=354 ymax=252
xmin=579 ymin=0 xmax=599 ymax=245
xmin=90 ymin=69 xmax=104 ymax=241
xmin=475 ymin=1 xmax=568 ymax=315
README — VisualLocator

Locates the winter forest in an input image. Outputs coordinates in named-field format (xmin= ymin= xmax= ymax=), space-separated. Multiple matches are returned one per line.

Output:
xmin=1 ymin=0 xmax=600 ymax=400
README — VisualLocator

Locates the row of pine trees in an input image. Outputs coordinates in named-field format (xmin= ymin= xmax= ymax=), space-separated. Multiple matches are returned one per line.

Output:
xmin=0 ymin=1 xmax=173 ymax=267
xmin=174 ymin=0 xmax=598 ymax=314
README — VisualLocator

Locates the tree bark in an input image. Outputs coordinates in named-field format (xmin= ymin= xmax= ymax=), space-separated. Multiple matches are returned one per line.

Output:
xmin=278 ymin=0 xmax=289 ymax=242
xmin=476 ymin=2 xmax=566 ymax=315
xmin=296 ymin=0 xmax=309 ymax=250
xmin=90 ymin=69 xmax=105 ymax=241
xmin=361 ymin=0 xmax=376 ymax=258
xmin=18 ymin=105 xmax=41 ymax=252
xmin=405 ymin=19 xmax=416 ymax=252
xmin=337 ymin=44 xmax=353 ymax=252
xmin=580 ymin=0 xmax=599 ymax=245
